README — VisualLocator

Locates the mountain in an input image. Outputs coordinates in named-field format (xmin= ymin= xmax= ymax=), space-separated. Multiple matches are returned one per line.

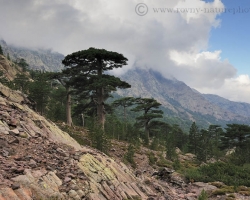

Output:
xmin=0 ymin=40 xmax=64 ymax=71
xmin=203 ymin=93 xmax=250 ymax=118
xmin=116 ymin=68 xmax=249 ymax=129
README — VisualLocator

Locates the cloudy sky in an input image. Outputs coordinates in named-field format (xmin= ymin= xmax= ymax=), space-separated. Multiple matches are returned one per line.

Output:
xmin=0 ymin=0 xmax=250 ymax=103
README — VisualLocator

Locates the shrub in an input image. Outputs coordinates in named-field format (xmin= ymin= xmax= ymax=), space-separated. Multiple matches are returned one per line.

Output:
xmin=147 ymin=152 xmax=157 ymax=166
xmin=198 ymin=189 xmax=208 ymax=200
xmin=184 ymin=162 xmax=250 ymax=187
xmin=124 ymin=144 xmax=136 ymax=168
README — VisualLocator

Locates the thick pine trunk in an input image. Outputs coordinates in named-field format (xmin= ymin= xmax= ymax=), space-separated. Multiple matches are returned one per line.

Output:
xmin=66 ymin=87 xmax=73 ymax=126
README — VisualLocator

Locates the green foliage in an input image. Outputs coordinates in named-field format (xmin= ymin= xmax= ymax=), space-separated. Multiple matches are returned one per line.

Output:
xmin=0 ymin=45 xmax=3 ymax=55
xmin=147 ymin=152 xmax=157 ymax=166
xmin=0 ymin=71 xmax=13 ymax=88
xmin=185 ymin=162 xmax=250 ymax=187
xmin=28 ymin=72 xmax=51 ymax=115
xmin=156 ymin=157 xmax=172 ymax=168
xmin=62 ymin=47 xmax=131 ymax=128
xmin=16 ymin=58 xmax=29 ymax=72
xmin=88 ymin=119 xmax=110 ymax=153
xmin=173 ymin=158 xmax=181 ymax=170
xmin=131 ymin=97 xmax=163 ymax=144
xmin=13 ymin=73 xmax=29 ymax=93
xmin=188 ymin=122 xmax=200 ymax=155
xmin=124 ymin=144 xmax=136 ymax=168
xmin=198 ymin=189 xmax=208 ymax=200
xmin=221 ymin=124 xmax=250 ymax=165
xmin=46 ymin=86 xmax=67 ymax=122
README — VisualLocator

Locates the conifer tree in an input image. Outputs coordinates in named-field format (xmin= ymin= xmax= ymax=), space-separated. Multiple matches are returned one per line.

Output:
xmin=62 ymin=47 xmax=131 ymax=129
xmin=131 ymin=98 xmax=163 ymax=143
xmin=188 ymin=122 xmax=200 ymax=155
xmin=112 ymin=97 xmax=135 ymax=133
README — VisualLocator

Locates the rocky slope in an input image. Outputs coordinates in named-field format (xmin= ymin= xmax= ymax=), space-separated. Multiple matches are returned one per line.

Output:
xmin=1 ymin=84 xmax=248 ymax=200
xmin=0 ymin=40 xmax=64 ymax=72
xmin=0 ymin=83 xmax=158 ymax=200
xmin=117 ymin=68 xmax=249 ymax=128
xmin=203 ymin=94 xmax=250 ymax=118
xmin=0 ymin=55 xmax=23 ymax=81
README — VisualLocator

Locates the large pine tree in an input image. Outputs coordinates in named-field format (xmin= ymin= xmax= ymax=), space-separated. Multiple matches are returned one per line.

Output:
xmin=62 ymin=47 xmax=131 ymax=129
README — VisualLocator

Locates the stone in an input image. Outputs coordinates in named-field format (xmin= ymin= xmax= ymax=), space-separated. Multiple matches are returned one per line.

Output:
xmin=64 ymin=177 xmax=71 ymax=183
xmin=29 ymin=159 xmax=37 ymax=168
xmin=68 ymin=189 xmax=79 ymax=198
xmin=11 ymin=183 xmax=20 ymax=190
xmin=9 ymin=128 xmax=19 ymax=136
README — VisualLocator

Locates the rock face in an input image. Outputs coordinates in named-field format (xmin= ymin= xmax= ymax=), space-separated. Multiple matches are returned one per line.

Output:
xmin=0 ymin=55 xmax=23 ymax=81
xmin=0 ymin=40 xmax=64 ymax=72
xmin=0 ymin=82 xmax=157 ymax=199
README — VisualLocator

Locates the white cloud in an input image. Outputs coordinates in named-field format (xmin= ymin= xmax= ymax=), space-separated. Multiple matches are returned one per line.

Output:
xmin=1 ymin=0 xmax=249 ymax=103
xmin=201 ymin=75 xmax=250 ymax=103
xmin=169 ymin=50 xmax=237 ymax=88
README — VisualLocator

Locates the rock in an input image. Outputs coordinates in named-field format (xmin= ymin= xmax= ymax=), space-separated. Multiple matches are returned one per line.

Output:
xmin=9 ymin=128 xmax=19 ymax=136
xmin=8 ymin=138 xmax=19 ymax=144
xmin=29 ymin=159 xmax=37 ymax=168
xmin=64 ymin=177 xmax=71 ymax=183
xmin=2 ymin=149 xmax=9 ymax=157
xmin=11 ymin=183 xmax=20 ymax=190
xmin=169 ymin=172 xmax=186 ymax=187
xmin=68 ymin=189 xmax=80 ymax=199
xmin=76 ymin=189 xmax=85 ymax=198
xmin=19 ymin=132 xmax=29 ymax=138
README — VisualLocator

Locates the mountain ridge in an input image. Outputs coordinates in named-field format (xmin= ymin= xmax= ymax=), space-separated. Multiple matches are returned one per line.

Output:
xmin=0 ymin=40 xmax=64 ymax=71
xmin=116 ymin=68 xmax=250 ymax=129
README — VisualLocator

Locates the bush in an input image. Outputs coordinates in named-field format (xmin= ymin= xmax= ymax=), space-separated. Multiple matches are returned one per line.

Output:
xmin=198 ymin=189 xmax=208 ymax=200
xmin=148 ymin=152 xmax=157 ymax=166
xmin=185 ymin=162 xmax=250 ymax=187
xmin=124 ymin=144 xmax=136 ymax=168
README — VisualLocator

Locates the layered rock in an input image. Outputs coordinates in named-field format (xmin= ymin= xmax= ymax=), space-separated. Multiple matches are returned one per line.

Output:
xmin=0 ymin=83 xmax=157 ymax=199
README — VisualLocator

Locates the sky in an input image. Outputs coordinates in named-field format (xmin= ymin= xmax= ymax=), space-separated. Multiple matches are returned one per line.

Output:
xmin=0 ymin=0 xmax=250 ymax=103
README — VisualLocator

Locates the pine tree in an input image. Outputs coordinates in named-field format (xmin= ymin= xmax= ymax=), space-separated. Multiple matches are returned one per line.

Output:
xmin=131 ymin=98 xmax=163 ymax=144
xmin=112 ymin=97 xmax=135 ymax=133
xmin=188 ymin=122 xmax=200 ymax=155
xmin=28 ymin=72 xmax=51 ymax=115
xmin=13 ymin=73 xmax=29 ymax=93
xmin=62 ymin=47 xmax=131 ymax=129
xmin=221 ymin=124 xmax=250 ymax=165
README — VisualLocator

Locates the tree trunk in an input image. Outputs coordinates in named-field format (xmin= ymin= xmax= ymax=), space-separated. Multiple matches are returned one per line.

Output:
xmin=97 ymin=63 xmax=105 ymax=130
xmin=145 ymin=121 xmax=149 ymax=145
xmin=66 ymin=86 xmax=73 ymax=126
xmin=81 ymin=113 xmax=85 ymax=127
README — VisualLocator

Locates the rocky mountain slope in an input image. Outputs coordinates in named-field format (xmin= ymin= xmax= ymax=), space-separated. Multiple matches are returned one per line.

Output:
xmin=117 ymin=68 xmax=249 ymax=128
xmin=0 ymin=40 xmax=64 ymax=71
xmin=0 ymin=82 xmax=156 ymax=200
xmin=203 ymin=94 xmax=250 ymax=118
